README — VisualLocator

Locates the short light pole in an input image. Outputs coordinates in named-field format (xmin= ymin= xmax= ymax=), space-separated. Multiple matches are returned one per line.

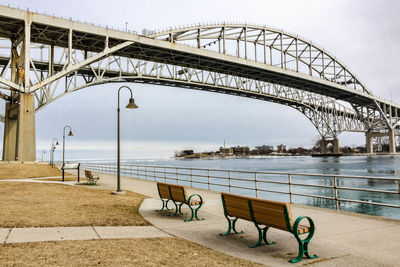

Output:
xmin=50 ymin=138 xmax=59 ymax=167
xmin=41 ymin=150 xmax=45 ymax=162
xmin=62 ymin=125 xmax=74 ymax=168
xmin=112 ymin=85 xmax=138 ymax=195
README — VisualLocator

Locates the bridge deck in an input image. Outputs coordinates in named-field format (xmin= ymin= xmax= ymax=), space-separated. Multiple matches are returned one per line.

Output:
xmin=0 ymin=5 xmax=398 ymax=112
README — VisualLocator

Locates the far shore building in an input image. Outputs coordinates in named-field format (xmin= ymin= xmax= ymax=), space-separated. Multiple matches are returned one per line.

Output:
xmin=255 ymin=145 xmax=274 ymax=154
xmin=219 ymin=147 xmax=234 ymax=156
xmin=277 ymin=144 xmax=287 ymax=153
xmin=232 ymin=146 xmax=250 ymax=155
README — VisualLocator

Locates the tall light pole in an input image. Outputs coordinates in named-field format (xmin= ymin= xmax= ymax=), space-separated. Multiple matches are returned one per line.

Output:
xmin=62 ymin=125 xmax=74 ymax=167
xmin=112 ymin=85 xmax=138 ymax=195
xmin=50 ymin=138 xmax=59 ymax=167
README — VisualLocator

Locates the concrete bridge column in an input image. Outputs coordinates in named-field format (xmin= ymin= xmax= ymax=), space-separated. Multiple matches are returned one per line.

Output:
xmin=320 ymin=139 xmax=328 ymax=154
xmin=388 ymin=129 xmax=396 ymax=154
xmin=2 ymin=93 xmax=36 ymax=161
xmin=332 ymin=138 xmax=340 ymax=154
xmin=365 ymin=131 xmax=373 ymax=154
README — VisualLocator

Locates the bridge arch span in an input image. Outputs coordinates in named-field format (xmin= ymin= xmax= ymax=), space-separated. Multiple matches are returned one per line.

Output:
xmin=0 ymin=5 xmax=398 ymax=160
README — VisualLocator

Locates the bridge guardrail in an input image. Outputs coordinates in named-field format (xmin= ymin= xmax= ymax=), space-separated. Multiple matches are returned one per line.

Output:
xmin=80 ymin=162 xmax=400 ymax=217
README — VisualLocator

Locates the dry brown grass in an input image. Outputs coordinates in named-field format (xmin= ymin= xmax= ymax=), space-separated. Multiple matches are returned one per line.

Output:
xmin=0 ymin=163 xmax=73 ymax=179
xmin=0 ymin=238 xmax=265 ymax=267
xmin=0 ymin=182 xmax=148 ymax=227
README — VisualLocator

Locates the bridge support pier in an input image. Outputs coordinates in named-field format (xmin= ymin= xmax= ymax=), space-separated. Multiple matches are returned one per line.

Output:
xmin=365 ymin=131 xmax=374 ymax=154
xmin=389 ymin=129 xmax=396 ymax=154
xmin=2 ymin=93 xmax=36 ymax=161
xmin=320 ymin=138 xmax=340 ymax=155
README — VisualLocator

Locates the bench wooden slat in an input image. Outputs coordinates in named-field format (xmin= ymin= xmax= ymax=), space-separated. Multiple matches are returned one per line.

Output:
xmin=224 ymin=199 xmax=249 ymax=210
xmin=158 ymin=185 xmax=170 ymax=199
xmin=252 ymin=213 xmax=289 ymax=230
xmin=169 ymin=185 xmax=187 ymax=203
xmin=225 ymin=205 xmax=252 ymax=221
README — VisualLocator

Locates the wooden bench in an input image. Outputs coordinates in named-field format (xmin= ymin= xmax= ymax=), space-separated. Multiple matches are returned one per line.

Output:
xmin=220 ymin=192 xmax=317 ymax=263
xmin=84 ymin=170 xmax=99 ymax=185
xmin=156 ymin=182 xmax=204 ymax=222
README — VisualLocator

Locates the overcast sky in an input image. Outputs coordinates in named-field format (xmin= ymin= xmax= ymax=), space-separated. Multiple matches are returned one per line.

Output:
xmin=1 ymin=0 xmax=399 ymax=159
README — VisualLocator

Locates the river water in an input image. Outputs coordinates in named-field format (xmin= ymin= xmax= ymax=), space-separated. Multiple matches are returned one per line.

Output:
xmin=82 ymin=155 xmax=400 ymax=220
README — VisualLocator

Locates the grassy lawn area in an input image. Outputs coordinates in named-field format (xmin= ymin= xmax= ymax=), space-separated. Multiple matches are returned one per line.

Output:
xmin=0 ymin=238 xmax=264 ymax=267
xmin=0 ymin=182 xmax=148 ymax=227
xmin=0 ymin=163 xmax=73 ymax=179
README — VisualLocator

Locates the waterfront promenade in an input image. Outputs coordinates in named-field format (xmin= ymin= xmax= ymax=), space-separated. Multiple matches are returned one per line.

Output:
xmin=1 ymin=169 xmax=399 ymax=266
xmin=85 ymin=171 xmax=400 ymax=266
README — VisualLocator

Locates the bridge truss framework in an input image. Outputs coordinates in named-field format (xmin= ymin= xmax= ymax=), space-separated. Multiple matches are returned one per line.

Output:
xmin=0 ymin=5 xmax=399 ymax=161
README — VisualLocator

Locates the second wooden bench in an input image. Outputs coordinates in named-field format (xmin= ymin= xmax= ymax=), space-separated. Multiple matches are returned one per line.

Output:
xmin=156 ymin=182 xmax=204 ymax=222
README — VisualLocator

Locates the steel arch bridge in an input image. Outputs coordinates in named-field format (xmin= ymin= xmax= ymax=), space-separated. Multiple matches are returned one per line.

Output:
xmin=0 ymin=5 xmax=399 ymax=161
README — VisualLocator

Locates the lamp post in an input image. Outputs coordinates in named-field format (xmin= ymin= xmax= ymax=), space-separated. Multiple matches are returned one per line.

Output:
xmin=62 ymin=125 xmax=74 ymax=168
xmin=50 ymin=138 xmax=59 ymax=167
xmin=112 ymin=85 xmax=138 ymax=195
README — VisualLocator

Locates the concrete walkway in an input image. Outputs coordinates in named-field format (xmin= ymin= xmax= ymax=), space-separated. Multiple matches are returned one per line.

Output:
xmin=0 ymin=226 xmax=170 ymax=244
xmin=3 ymin=170 xmax=400 ymax=266
xmin=92 ymin=171 xmax=400 ymax=266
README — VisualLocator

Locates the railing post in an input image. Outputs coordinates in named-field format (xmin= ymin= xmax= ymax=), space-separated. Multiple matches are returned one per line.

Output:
xmin=190 ymin=169 xmax=193 ymax=188
xmin=144 ymin=166 xmax=147 ymax=180
xmin=207 ymin=169 xmax=210 ymax=190
xmin=397 ymin=179 xmax=400 ymax=194
xmin=154 ymin=167 xmax=156 ymax=181
xmin=255 ymin=172 xmax=258 ymax=198
xmin=228 ymin=171 xmax=231 ymax=193
xmin=164 ymin=167 xmax=166 ymax=182
xmin=136 ymin=165 xmax=139 ymax=179
xmin=334 ymin=176 xmax=339 ymax=210
xmin=176 ymin=168 xmax=178 ymax=184
xmin=288 ymin=174 xmax=293 ymax=204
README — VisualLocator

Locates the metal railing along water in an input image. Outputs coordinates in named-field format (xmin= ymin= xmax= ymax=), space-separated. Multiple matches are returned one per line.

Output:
xmin=81 ymin=162 xmax=400 ymax=218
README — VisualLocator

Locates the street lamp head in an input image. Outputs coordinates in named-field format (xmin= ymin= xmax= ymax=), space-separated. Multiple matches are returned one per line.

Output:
xmin=125 ymin=97 xmax=139 ymax=109
xmin=68 ymin=130 xmax=73 ymax=136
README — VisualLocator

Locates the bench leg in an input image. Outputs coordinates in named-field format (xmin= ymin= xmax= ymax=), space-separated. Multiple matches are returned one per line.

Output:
xmin=169 ymin=202 xmax=180 ymax=216
xmin=178 ymin=203 xmax=186 ymax=215
xmin=194 ymin=207 xmax=204 ymax=221
xmin=184 ymin=204 xmax=204 ymax=222
xmin=184 ymin=205 xmax=195 ymax=222
xmin=249 ymin=225 xmax=276 ymax=248
xmin=249 ymin=224 xmax=263 ymax=248
xmin=220 ymin=217 xmax=243 ymax=236
xmin=289 ymin=216 xmax=318 ymax=263
xmin=157 ymin=199 xmax=170 ymax=212
xmin=262 ymin=226 xmax=276 ymax=245
xmin=290 ymin=239 xmax=318 ymax=263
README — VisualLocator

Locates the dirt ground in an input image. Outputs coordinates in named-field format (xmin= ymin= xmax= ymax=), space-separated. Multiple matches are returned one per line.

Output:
xmin=0 ymin=182 xmax=148 ymax=227
xmin=0 ymin=163 xmax=73 ymax=179
xmin=0 ymin=238 xmax=265 ymax=267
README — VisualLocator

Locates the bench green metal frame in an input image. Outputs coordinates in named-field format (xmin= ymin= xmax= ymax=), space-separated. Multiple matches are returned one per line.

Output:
xmin=156 ymin=182 xmax=204 ymax=222
xmin=84 ymin=170 xmax=99 ymax=186
xmin=220 ymin=193 xmax=317 ymax=263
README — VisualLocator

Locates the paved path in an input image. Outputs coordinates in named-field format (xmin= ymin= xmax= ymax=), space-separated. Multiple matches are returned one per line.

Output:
xmin=3 ymin=170 xmax=400 ymax=266
xmin=92 ymin=171 xmax=400 ymax=266
xmin=0 ymin=226 xmax=170 ymax=243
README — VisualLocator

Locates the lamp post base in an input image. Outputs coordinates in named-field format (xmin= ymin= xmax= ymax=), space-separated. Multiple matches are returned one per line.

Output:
xmin=111 ymin=191 xmax=126 ymax=195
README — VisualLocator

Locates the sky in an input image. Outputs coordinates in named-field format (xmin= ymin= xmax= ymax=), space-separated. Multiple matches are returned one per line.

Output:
xmin=0 ymin=0 xmax=399 ymax=160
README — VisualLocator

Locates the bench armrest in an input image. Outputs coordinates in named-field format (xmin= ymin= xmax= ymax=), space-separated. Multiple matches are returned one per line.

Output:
xmin=293 ymin=216 xmax=315 ymax=241
xmin=187 ymin=193 xmax=203 ymax=205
